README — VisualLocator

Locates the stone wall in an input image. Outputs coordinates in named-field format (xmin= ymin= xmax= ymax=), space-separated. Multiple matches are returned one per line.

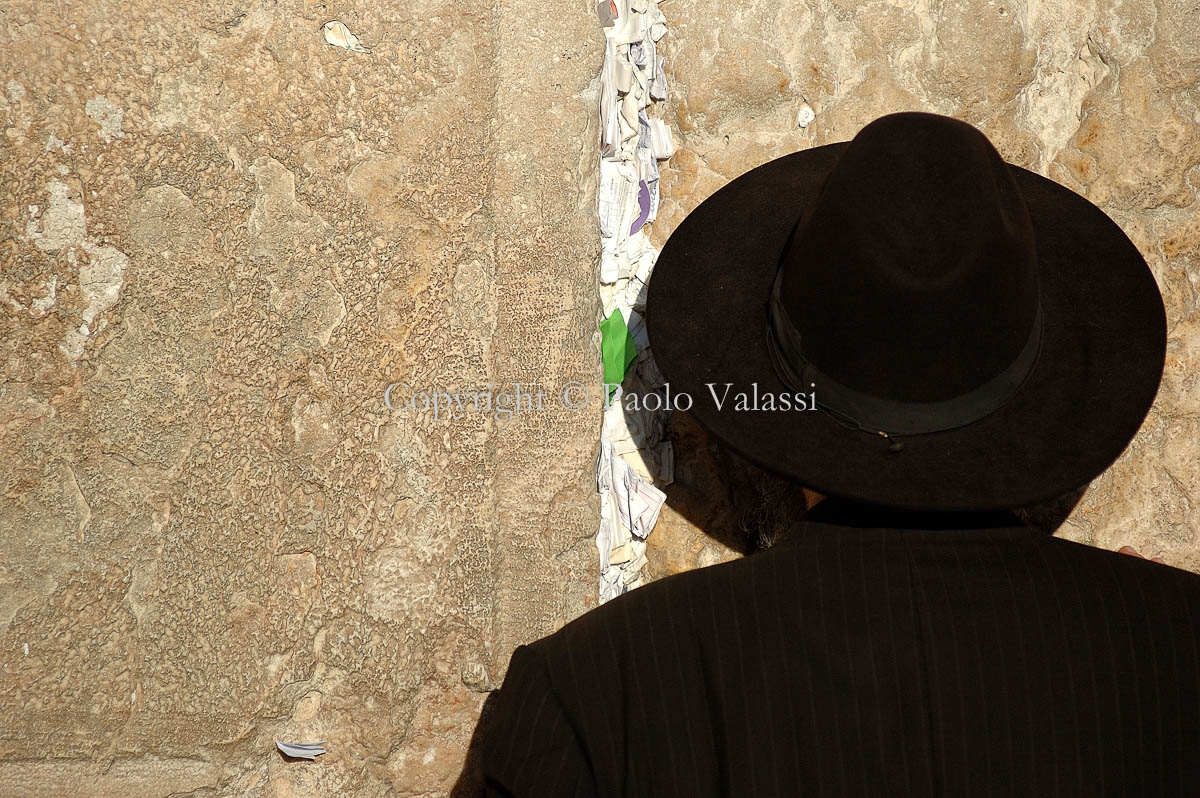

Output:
xmin=2 ymin=0 xmax=1198 ymax=796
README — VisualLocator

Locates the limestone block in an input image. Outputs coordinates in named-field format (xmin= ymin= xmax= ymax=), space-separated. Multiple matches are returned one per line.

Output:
xmin=1 ymin=0 xmax=597 ymax=794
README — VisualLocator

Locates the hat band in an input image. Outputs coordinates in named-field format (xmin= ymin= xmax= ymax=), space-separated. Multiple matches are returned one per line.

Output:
xmin=765 ymin=268 xmax=1044 ymax=436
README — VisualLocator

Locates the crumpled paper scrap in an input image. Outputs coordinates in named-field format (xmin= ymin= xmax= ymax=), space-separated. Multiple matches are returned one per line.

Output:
xmin=276 ymin=740 xmax=327 ymax=760
xmin=597 ymin=438 xmax=665 ymax=555
xmin=322 ymin=20 xmax=371 ymax=54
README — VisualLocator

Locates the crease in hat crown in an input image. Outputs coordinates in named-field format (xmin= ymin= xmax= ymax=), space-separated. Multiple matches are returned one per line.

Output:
xmin=765 ymin=112 xmax=1045 ymax=436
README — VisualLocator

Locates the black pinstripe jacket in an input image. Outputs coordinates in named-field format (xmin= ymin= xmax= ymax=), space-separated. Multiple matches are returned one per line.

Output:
xmin=478 ymin=499 xmax=1200 ymax=797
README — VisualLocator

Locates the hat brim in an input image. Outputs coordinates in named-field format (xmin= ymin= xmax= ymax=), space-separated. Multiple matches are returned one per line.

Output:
xmin=645 ymin=142 xmax=1167 ymax=512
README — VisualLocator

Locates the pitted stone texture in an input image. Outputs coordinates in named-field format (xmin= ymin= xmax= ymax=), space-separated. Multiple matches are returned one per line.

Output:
xmin=1 ymin=0 xmax=598 ymax=795
xmin=647 ymin=0 xmax=1200 ymax=575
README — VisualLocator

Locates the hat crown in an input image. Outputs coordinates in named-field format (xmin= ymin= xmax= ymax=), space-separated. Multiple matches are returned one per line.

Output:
xmin=774 ymin=112 xmax=1041 ymax=403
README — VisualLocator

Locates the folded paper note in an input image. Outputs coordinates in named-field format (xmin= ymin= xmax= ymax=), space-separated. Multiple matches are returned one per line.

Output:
xmin=322 ymin=21 xmax=370 ymax=54
xmin=649 ymin=55 xmax=668 ymax=100
xmin=276 ymin=740 xmax=327 ymax=760
xmin=648 ymin=118 xmax=674 ymax=160
xmin=596 ymin=438 xmax=666 ymax=547
xmin=600 ymin=309 xmax=639 ymax=399
xmin=630 ymin=180 xmax=651 ymax=234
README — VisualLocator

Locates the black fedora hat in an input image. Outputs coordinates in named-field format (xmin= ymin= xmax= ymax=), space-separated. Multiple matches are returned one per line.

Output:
xmin=645 ymin=111 xmax=1166 ymax=512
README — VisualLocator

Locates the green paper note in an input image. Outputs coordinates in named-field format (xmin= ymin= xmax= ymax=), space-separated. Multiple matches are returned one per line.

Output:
xmin=600 ymin=309 xmax=639 ymax=400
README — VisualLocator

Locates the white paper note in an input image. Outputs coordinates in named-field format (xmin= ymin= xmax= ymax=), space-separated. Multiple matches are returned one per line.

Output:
xmin=276 ymin=740 xmax=327 ymax=760
xmin=322 ymin=21 xmax=370 ymax=54
xmin=648 ymin=118 xmax=674 ymax=160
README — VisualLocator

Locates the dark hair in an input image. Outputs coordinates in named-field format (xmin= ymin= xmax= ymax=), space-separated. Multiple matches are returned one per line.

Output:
xmin=717 ymin=444 xmax=813 ymax=552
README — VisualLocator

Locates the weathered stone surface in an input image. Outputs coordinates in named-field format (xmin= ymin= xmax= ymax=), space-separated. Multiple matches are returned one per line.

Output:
xmin=2 ymin=1 xmax=597 ymax=795
xmin=3 ymin=0 xmax=1200 ymax=795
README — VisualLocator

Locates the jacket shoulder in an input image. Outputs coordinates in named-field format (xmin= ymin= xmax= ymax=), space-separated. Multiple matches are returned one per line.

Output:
xmin=1041 ymin=531 xmax=1200 ymax=588
xmin=548 ymin=551 xmax=754 ymax=640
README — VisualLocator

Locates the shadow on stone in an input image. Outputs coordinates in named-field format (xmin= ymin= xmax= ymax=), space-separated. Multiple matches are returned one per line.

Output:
xmin=450 ymin=691 xmax=502 ymax=798
xmin=654 ymin=409 xmax=813 ymax=557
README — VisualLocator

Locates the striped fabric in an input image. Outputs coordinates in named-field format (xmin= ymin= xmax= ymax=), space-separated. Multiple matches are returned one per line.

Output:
xmin=478 ymin=502 xmax=1200 ymax=797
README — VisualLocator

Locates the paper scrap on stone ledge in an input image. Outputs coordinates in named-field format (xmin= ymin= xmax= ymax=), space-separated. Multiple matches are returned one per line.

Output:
xmin=796 ymin=103 xmax=815 ymax=128
xmin=276 ymin=740 xmax=327 ymax=759
xmin=648 ymin=118 xmax=674 ymax=159
xmin=597 ymin=437 xmax=666 ymax=540
xmin=322 ymin=20 xmax=371 ymax=54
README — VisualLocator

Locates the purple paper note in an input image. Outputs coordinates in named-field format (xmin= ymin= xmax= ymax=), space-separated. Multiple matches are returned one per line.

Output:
xmin=630 ymin=180 xmax=651 ymax=235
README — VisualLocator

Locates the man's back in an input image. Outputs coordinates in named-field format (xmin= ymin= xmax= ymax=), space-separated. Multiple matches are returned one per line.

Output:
xmin=480 ymin=516 xmax=1200 ymax=797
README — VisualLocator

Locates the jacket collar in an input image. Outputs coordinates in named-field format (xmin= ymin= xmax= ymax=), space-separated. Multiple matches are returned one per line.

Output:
xmin=801 ymin=496 xmax=1025 ymax=530
xmin=768 ymin=497 xmax=1042 ymax=550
